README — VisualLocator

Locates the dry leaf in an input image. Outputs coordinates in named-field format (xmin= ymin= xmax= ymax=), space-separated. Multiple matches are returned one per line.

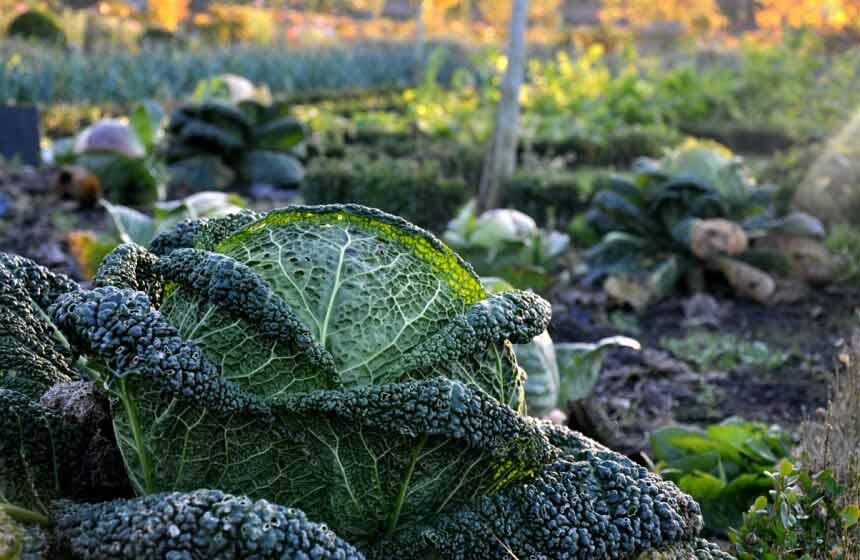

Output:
xmin=690 ymin=218 xmax=748 ymax=259
xmin=55 ymin=166 xmax=101 ymax=207
xmin=603 ymin=275 xmax=654 ymax=311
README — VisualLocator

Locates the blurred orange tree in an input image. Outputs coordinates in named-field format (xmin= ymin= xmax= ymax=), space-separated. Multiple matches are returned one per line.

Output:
xmin=599 ymin=0 xmax=727 ymax=34
xmin=756 ymin=0 xmax=860 ymax=33
xmin=147 ymin=0 xmax=189 ymax=31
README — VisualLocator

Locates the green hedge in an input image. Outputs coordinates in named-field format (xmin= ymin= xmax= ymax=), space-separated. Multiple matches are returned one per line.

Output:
xmin=501 ymin=168 xmax=606 ymax=228
xmin=311 ymin=140 xmax=485 ymax=188
xmin=528 ymin=124 xmax=680 ymax=166
xmin=301 ymin=155 xmax=471 ymax=232
xmin=6 ymin=10 xmax=65 ymax=45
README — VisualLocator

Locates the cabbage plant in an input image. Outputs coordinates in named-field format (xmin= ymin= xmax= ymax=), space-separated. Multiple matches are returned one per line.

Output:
xmin=166 ymin=77 xmax=305 ymax=193
xmin=585 ymin=141 xmax=830 ymax=307
xmin=0 ymin=205 xmax=730 ymax=559
xmin=444 ymin=202 xmax=571 ymax=292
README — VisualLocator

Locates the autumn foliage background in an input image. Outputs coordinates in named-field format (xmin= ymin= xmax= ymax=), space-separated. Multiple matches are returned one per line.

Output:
xmin=5 ymin=0 xmax=860 ymax=49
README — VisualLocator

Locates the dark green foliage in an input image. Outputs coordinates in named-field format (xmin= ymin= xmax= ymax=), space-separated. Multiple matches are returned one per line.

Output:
xmin=155 ymin=247 xmax=336 ymax=375
xmin=0 ymin=254 xmax=78 ymax=309
xmin=651 ymin=419 xmax=793 ymax=535
xmin=50 ymin=286 xmax=271 ymax=417
xmin=379 ymin=423 xmax=708 ymax=559
xmin=166 ymin=98 xmax=305 ymax=193
xmin=301 ymin=156 xmax=470 ymax=232
xmin=71 ymin=116 xmax=162 ymax=207
xmin=396 ymin=290 xmax=552 ymax=373
xmin=75 ymin=153 xmax=158 ymax=207
xmin=529 ymin=124 xmax=680 ymax=167
xmin=350 ymin=130 xmax=416 ymax=157
xmin=502 ymin=168 xmax=604 ymax=228
xmin=93 ymin=243 xmax=164 ymax=305
xmin=52 ymin=489 xmax=365 ymax=560
xmin=0 ymin=254 xmax=78 ymax=398
xmin=0 ymin=388 xmax=86 ymax=514
xmin=42 ymin=205 xmax=718 ymax=557
xmin=5 ymin=11 xmax=65 ymax=45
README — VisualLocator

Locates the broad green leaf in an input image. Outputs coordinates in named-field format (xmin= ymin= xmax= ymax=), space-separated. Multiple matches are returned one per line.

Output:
xmin=708 ymin=472 xmax=772 ymax=533
xmin=706 ymin=418 xmax=759 ymax=451
xmin=651 ymin=426 xmax=743 ymax=465
xmin=129 ymin=100 xmax=164 ymax=152
xmin=591 ymin=189 xmax=652 ymax=235
xmin=743 ymin=437 xmax=778 ymax=464
xmin=253 ymin=117 xmax=305 ymax=151
xmin=648 ymin=255 xmax=682 ymax=299
xmin=168 ymin=155 xmax=235 ymax=192
xmin=197 ymin=206 xmax=527 ymax=399
xmin=678 ymin=471 xmax=725 ymax=501
xmin=101 ymin=200 xmax=157 ymax=246
xmin=555 ymin=336 xmax=640 ymax=402
xmin=175 ymin=119 xmax=245 ymax=154
xmin=842 ymin=504 xmax=860 ymax=528
xmin=77 ymin=153 xmax=158 ymax=207
xmin=239 ymin=149 xmax=304 ymax=187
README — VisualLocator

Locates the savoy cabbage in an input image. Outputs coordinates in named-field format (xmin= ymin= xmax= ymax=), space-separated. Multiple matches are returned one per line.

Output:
xmin=0 ymin=205 xmax=731 ymax=559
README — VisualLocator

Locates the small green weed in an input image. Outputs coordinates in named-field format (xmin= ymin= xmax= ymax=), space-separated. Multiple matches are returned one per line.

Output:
xmin=731 ymin=460 xmax=860 ymax=560
xmin=661 ymin=330 xmax=790 ymax=372
xmin=826 ymin=223 xmax=860 ymax=283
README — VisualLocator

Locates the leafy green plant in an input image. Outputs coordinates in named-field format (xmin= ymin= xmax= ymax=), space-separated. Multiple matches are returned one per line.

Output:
xmin=651 ymin=418 xmax=793 ymax=535
xmin=60 ymin=103 xmax=165 ymax=207
xmin=443 ymin=202 xmax=571 ymax=292
xmin=585 ymin=141 xmax=828 ymax=307
xmin=660 ymin=330 xmax=790 ymax=372
xmin=763 ymin=339 xmax=860 ymax=559
xmin=730 ymin=460 xmax=860 ymax=560
xmin=166 ymin=81 xmax=305 ymax=193
xmin=0 ymin=205 xmax=730 ymax=559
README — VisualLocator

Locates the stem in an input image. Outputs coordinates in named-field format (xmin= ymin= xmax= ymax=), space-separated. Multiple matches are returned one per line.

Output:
xmin=387 ymin=434 xmax=428 ymax=535
xmin=0 ymin=504 xmax=50 ymax=527
xmin=119 ymin=378 xmax=154 ymax=493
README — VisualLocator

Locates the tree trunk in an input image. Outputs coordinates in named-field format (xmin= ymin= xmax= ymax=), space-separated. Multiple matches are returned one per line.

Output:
xmin=413 ymin=0 xmax=425 ymax=70
xmin=477 ymin=0 xmax=529 ymax=213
